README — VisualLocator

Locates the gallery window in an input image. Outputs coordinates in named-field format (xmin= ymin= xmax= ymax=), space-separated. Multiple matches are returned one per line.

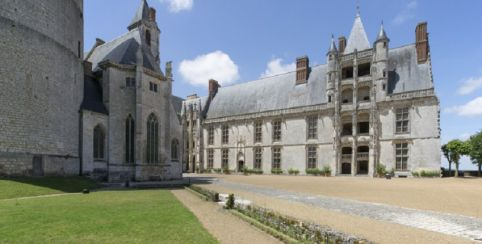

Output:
xmin=396 ymin=108 xmax=410 ymax=134
xmin=395 ymin=143 xmax=409 ymax=171
xmin=272 ymin=120 xmax=282 ymax=142
xmin=222 ymin=125 xmax=229 ymax=144
xmin=207 ymin=149 xmax=214 ymax=169
xmin=254 ymin=121 xmax=262 ymax=143
xmin=146 ymin=114 xmax=159 ymax=164
xmin=222 ymin=149 xmax=229 ymax=169
xmin=307 ymin=146 xmax=317 ymax=169
xmin=208 ymin=126 xmax=214 ymax=145
xmin=254 ymin=147 xmax=262 ymax=170
xmin=307 ymin=116 xmax=318 ymax=140
xmin=93 ymin=125 xmax=105 ymax=160
xmin=272 ymin=147 xmax=281 ymax=169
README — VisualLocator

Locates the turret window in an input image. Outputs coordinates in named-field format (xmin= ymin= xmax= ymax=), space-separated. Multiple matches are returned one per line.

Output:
xmin=146 ymin=30 xmax=151 ymax=46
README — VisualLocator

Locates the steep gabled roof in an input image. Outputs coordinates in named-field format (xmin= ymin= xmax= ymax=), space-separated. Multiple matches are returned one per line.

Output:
xmin=128 ymin=0 xmax=150 ymax=30
xmin=345 ymin=14 xmax=371 ymax=53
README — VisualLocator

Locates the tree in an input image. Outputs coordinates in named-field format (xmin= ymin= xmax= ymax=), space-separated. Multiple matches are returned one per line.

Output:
xmin=468 ymin=131 xmax=482 ymax=177
xmin=441 ymin=144 xmax=453 ymax=176
xmin=446 ymin=139 xmax=471 ymax=177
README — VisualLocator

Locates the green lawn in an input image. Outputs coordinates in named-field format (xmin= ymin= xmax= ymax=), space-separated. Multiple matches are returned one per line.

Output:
xmin=0 ymin=190 xmax=218 ymax=243
xmin=0 ymin=177 xmax=99 ymax=200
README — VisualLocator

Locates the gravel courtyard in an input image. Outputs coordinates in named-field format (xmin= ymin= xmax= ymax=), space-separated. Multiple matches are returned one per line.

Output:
xmin=190 ymin=174 xmax=482 ymax=243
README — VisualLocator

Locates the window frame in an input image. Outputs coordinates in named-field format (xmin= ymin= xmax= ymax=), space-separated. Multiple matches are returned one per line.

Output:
xmin=306 ymin=145 xmax=318 ymax=169
xmin=222 ymin=148 xmax=229 ymax=169
xmin=395 ymin=143 xmax=409 ymax=171
xmin=146 ymin=114 xmax=159 ymax=164
xmin=207 ymin=149 xmax=214 ymax=169
xmin=306 ymin=115 xmax=318 ymax=140
xmin=254 ymin=121 xmax=263 ymax=143
xmin=272 ymin=147 xmax=281 ymax=170
xmin=221 ymin=125 xmax=229 ymax=144
xmin=272 ymin=120 xmax=282 ymax=142
xmin=395 ymin=107 xmax=410 ymax=134
xmin=93 ymin=125 xmax=105 ymax=161
xmin=208 ymin=126 xmax=214 ymax=145
xmin=254 ymin=147 xmax=262 ymax=170
xmin=125 ymin=115 xmax=135 ymax=164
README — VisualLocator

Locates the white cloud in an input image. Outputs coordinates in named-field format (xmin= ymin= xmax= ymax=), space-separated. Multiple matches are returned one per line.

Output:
xmin=393 ymin=0 xmax=417 ymax=25
xmin=160 ymin=0 xmax=193 ymax=13
xmin=445 ymin=97 xmax=482 ymax=117
xmin=179 ymin=51 xmax=239 ymax=87
xmin=457 ymin=76 xmax=482 ymax=95
xmin=260 ymin=58 xmax=296 ymax=78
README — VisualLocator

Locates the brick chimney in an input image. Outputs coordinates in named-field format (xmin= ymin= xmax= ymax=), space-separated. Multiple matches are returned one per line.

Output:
xmin=149 ymin=7 xmax=156 ymax=22
xmin=338 ymin=36 xmax=347 ymax=54
xmin=296 ymin=56 xmax=309 ymax=85
xmin=208 ymin=79 xmax=220 ymax=97
xmin=415 ymin=22 xmax=429 ymax=64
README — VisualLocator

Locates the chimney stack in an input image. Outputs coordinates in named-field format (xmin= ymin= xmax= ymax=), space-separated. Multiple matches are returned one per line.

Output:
xmin=415 ymin=22 xmax=429 ymax=64
xmin=338 ymin=36 xmax=346 ymax=54
xmin=296 ymin=56 xmax=310 ymax=85
xmin=209 ymin=79 xmax=220 ymax=97
xmin=149 ymin=7 xmax=156 ymax=22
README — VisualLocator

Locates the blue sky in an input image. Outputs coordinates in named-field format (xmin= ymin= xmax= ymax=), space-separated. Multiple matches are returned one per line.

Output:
xmin=85 ymin=0 xmax=482 ymax=169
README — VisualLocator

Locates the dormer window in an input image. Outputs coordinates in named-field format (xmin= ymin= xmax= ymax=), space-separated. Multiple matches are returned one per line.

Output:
xmin=146 ymin=30 xmax=151 ymax=46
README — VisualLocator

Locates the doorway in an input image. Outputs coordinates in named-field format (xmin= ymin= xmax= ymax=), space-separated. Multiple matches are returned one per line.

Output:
xmin=341 ymin=162 xmax=351 ymax=175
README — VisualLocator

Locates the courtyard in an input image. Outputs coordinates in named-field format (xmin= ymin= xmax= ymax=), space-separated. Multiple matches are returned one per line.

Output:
xmin=192 ymin=174 xmax=482 ymax=243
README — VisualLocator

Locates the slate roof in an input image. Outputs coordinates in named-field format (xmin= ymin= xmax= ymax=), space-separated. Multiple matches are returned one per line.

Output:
xmin=81 ymin=75 xmax=108 ymax=115
xmin=206 ymin=65 xmax=328 ymax=119
xmin=204 ymin=45 xmax=433 ymax=120
xmin=86 ymin=30 xmax=159 ymax=73
xmin=344 ymin=14 xmax=371 ymax=53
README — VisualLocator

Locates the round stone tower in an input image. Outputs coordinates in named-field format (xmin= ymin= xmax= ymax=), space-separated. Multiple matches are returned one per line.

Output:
xmin=0 ymin=0 xmax=84 ymax=176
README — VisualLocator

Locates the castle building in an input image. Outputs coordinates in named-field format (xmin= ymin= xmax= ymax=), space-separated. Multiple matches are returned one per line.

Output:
xmin=0 ymin=0 xmax=183 ymax=181
xmin=182 ymin=13 xmax=441 ymax=177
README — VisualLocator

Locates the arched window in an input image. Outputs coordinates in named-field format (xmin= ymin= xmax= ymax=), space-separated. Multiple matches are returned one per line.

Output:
xmin=125 ymin=115 xmax=135 ymax=164
xmin=146 ymin=30 xmax=151 ymax=47
xmin=93 ymin=125 xmax=105 ymax=160
xmin=171 ymin=139 xmax=179 ymax=161
xmin=146 ymin=113 xmax=159 ymax=164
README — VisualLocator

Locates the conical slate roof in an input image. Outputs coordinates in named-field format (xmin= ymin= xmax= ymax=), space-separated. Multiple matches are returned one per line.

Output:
xmin=128 ymin=0 xmax=150 ymax=30
xmin=376 ymin=23 xmax=389 ymax=42
xmin=344 ymin=13 xmax=371 ymax=53
xmin=327 ymin=35 xmax=337 ymax=54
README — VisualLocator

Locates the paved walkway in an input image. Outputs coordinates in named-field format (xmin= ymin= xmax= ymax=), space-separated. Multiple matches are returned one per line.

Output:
xmin=209 ymin=179 xmax=482 ymax=242
xmin=171 ymin=189 xmax=281 ymax=244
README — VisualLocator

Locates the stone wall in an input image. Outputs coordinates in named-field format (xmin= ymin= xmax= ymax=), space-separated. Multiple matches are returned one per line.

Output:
xmin=0 ymin=0 xmax=84 ymax=167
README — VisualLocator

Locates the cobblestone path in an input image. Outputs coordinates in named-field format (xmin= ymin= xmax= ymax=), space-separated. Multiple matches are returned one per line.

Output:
xmin=210 ymin=179 xmax=482 ymax=242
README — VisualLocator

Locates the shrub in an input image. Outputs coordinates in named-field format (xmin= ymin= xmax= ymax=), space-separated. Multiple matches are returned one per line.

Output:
xmin=413 ymin=170 xmax=440 ymax=178
xmin=250 ymin=168 xmax=263 ymax=175
xmin=321 ymin=166 xmax=332 ymax=176
xmin=271 ymin=168 xmax=283 ymax=175
xmin=225 ymin=194 xmax=235 ymax=209
xmin=213 ymin=168 xmax=222 ymax=173
xmin=222 ymin=167 xmax=231 ymax=175
xmin=242 ymin=167 xmax=249 ymax=176
xmin=288 ymin=168 xmax=300 ymax=175
xmin=306 ymin=168 xmax=322 ymax=176
xmin=411 ymin=171 xmax=420 ymax=177
xmin=376 ymin=164 xmax=387 ymax=177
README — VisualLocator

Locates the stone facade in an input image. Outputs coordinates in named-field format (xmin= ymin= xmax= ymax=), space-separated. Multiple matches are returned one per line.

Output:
xmin=182 ymin=14 xmax=441 ymax=177
xmin=0 ymin=0 xmax=84 ymax=176
xmin=0 ymin=0 xmax=183 ymax=181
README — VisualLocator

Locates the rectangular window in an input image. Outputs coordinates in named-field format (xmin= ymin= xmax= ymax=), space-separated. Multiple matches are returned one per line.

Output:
xmin=126 ymin=77 xmax=136 ymax=88
xmin=307 ymin=146 xmax=317 ymax=169
xmin=208 ymin=126 xmax=214 ymax=145
xmin=254 ymin=121 xmax=262 ymax=143
xmin=254 ymin=147 xmax=262 ymax=169
xmin=396 ymin=108 xmax=410 ymax=133
xmin=272 ymin=147 xmax=281 ymax=169
xmin=272 ymin=120 xmax=282 ymax=142
xmin=222 ymin=149 xmax=229 ymax=169
xmin=207 ymin=149 xmax=214 ymax=169
xmin=149 ymin=82 xmax=158 ymax=92
xmin=222 ymin=125 xmax=229 ymax=144
xmin=395 ymin=143 xmax=409 ymax=171
xmin=307 ymin=116 xmax=318 ymax=139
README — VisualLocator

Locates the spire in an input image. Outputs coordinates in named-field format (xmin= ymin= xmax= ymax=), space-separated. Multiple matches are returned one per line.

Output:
xmin=128 ymin=0 xmax=150 ymax=30
xmin=344 ymin=11 xmax=371 ymax=53
xmin=327 ymin=35 xmax=338 ymax=54
xmin=375 ymin=21 xmax=389 ymax=42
